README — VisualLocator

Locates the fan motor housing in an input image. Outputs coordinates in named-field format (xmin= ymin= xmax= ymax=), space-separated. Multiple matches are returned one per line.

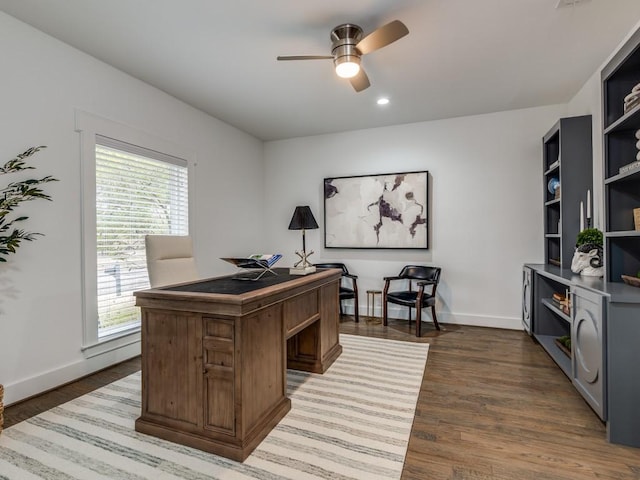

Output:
xmin=331 ymin=23 xmax=363 ymax=72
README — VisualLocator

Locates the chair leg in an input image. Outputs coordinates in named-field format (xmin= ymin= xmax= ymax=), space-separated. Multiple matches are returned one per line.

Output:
xmin=383 ymin=299 xmax=388 ymax=326
xmin=354 ymin=297 xmax=359 ymax=323
xmin=339 ymin=300 xmax=343 ymax=316
xmin=431 ymin=305 xmax=440 ymax=330
xmin=416 ymin=305 xmax=422 ymax=337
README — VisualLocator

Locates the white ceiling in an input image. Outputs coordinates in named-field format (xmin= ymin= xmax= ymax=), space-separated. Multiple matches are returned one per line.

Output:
xmin=2 ymin=0 xmax=640 ymax=141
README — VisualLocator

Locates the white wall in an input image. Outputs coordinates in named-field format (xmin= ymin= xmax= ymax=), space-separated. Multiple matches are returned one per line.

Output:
xmin=566 ymin=71 xmax=603 ymax=230
xmin=0 ymin=13 xmax=264 ymax=404
xmin=264 ymin=104 xmax=566 ymax=329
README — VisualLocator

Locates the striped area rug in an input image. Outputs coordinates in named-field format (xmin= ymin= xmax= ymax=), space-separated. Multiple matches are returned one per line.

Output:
xmin=0 ymin=334 xmax=429 ymax=480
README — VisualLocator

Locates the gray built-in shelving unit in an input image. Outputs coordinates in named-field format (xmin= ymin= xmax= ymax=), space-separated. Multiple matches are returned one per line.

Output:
xmin=522 ymin=29 xmax=640 ymax=449
xmin=602 ymin=27 xmax=640 ymax=284
xmin=542 ymin=116 xmax=592 ymax=268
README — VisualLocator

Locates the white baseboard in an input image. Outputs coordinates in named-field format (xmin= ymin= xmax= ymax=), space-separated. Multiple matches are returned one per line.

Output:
xmin=343 ymin=303 xmax=521 ymax=330
xmin=4 ymin=341 xmax=140 ymax=406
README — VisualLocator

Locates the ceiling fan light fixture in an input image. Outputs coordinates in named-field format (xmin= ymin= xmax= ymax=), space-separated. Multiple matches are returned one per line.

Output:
xmin=334 ymin=56 xmax=360 ymax=78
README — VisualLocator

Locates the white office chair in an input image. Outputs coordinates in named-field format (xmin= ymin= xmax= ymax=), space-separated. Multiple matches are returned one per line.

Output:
xmin=145 ymin=235 xmax=199 ymax=288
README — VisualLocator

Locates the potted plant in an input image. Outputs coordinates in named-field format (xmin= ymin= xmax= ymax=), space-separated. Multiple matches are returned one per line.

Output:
xmin=576 ymin=227 xmax=603 ymax=248
xmin=571 ymin=227 xmax=604 ymax=277
xmin=1 ymin=146 xmax=57 ymax=262
xmin=0 ymin=146 xmax=56 ymax=433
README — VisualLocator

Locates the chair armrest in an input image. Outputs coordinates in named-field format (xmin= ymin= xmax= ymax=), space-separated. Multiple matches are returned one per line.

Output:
xmin=343 ymin=273 xmax=358 ymax=280
xmin=383 ymin=275 xmax=403 ymax=281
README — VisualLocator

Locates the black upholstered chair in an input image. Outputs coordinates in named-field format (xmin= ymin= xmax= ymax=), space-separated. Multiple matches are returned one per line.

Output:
xmin=383 ymin=265 xmax=441 ymax=336
xmin=314 ymin=262 xmax=359 ymax=322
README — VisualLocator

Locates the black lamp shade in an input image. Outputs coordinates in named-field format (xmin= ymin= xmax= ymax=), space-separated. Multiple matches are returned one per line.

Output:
xmin=288 ymin=206 xmax=318 ymax=230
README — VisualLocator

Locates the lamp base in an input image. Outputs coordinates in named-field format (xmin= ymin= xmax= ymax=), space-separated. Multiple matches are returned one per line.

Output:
xmin=289 ymin=265 xmax=316 ymax=276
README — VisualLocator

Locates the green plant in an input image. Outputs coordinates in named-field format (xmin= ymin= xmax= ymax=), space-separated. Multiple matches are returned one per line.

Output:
xmin=576 ymin=227 xmax=603 ymax=247
xmin=0 ymin=146 xmax=58 ymax=262
xmin=557 ymin=335 xmax=571 ymax=350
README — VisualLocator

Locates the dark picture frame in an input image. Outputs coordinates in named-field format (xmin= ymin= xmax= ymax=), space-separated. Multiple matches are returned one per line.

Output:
xmin=324 ymin=171 xmax=429 ymax=249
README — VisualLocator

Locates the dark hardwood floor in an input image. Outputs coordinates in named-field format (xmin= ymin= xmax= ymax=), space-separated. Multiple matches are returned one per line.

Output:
xmin=4 ymin=316 xmax=640 ymax=479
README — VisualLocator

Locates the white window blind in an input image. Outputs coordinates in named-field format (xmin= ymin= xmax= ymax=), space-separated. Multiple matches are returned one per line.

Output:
xmin=95 ymin=135 xmax=188 ymax=337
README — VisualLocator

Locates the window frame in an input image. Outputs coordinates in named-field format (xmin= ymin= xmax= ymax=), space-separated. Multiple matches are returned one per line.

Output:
xmin=76 ymin=110 xmax=196 ymax=358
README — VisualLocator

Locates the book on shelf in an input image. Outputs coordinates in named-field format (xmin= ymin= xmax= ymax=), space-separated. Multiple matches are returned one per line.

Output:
xmin=220 ymin=253 xmax=282 ymax=270
xmin=619 ymin=160 xmax=640 ymax=175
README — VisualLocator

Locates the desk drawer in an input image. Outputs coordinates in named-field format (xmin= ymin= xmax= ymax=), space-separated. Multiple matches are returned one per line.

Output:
xmin=284 ymin=290 xmax=319 ymax=336
xmin=202 ymin=317 xmax=235 ymax=435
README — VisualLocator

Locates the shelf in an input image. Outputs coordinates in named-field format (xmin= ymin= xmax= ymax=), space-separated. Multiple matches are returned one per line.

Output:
xmin=603 ymin=104 xmax=640 ymax=135
xmin=534 ymin=334 xmax=571 ymax=378
xmin=545 ymin=198 xmax=561 ymax=207
xmin=548 ymin=258 xmax=561 ymax=267
xmin=606 ymin=230 xmax=640 ymax=237
xmin=545 ymin=234 xmax=561 ymax=238
xmin=544 ymin=164 xmax=560 ymax=176
xmin=604 ymin=167 xmax=640 ymax=184
xmin=541 ymin=298 xmax=571 ymax=323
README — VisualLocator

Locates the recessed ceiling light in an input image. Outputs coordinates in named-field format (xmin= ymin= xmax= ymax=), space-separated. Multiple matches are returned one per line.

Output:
xmin=377 ymin=97 xmax=390 ymax=105
xmin=556 ymin=0 xmax=590 ymax=8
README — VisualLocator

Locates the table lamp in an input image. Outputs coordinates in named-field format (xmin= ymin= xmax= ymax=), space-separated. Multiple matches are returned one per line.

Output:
xmin=288 ymin=205 xmax=319 ymax=275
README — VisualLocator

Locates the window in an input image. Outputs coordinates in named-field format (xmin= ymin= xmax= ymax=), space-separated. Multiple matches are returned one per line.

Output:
xmin=76 ymin=111 xmax=194 ymax=356
xmin=95 ymin=136 xmax=188 ymax=337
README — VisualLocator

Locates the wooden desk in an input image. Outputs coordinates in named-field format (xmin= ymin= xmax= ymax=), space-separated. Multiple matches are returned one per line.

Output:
xmin=133 ymin=268 xmax=342 ymax=461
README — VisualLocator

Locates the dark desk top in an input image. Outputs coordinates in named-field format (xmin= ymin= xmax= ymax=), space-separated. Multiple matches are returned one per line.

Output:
xmin=135 ymin=267 xmax=342 ymax=315
xmin=163 ymin=268 xmax=335 ymax=296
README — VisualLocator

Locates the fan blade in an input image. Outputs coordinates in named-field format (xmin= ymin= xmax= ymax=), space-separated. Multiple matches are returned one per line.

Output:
xmin=356 ymin=20 xmax=409 ymax=55
xmin=277 ymin=55 xmax=333 ymax=61
xmin=350 ymin=68 xmax=370 ymax=92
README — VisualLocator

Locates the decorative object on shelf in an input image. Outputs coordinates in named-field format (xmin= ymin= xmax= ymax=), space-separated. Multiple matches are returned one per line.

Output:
xmin=288 ymin=205 xmax=319 ymax=275
xmin=554 ymin=335 xmax=572 ymax=358
xmin=1 ymin=146 xmax=57 ymax=262
xmin=547 ymin=177 xmax=560 ymax=197
xmin=571 ymin=227 xmax=604 ymax=277
xmin=586 ymin=189 xmax=591 ymax=228
xmin=621 ymin=274 xmax=640 ymax=288
xmin=623 ymin=83 xmax=640 ymax=113
xmin=619 ymin=160 xmax=640 ymax=175
xmin=551 ymin=291 xmax=571 ymax=315
xmin=634 ymin=208 xmax=640 ymax=231
xmin=324 ymin=171 xmax=428 ymax=249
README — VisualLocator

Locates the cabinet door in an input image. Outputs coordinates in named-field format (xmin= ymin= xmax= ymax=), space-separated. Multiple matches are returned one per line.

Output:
xmin=571 ymin=286 xmax=606 ymax=420
xmin=522 ymin=267 xmax=533 ymax=334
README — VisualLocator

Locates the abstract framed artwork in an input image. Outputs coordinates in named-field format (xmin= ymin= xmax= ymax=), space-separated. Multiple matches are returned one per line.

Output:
xmin=324 ymin=171 xmax=428 ymax=249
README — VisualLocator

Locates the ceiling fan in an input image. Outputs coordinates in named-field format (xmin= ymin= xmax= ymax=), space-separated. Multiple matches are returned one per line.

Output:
xmin=277 ymin=20 xmax=409 ymax=92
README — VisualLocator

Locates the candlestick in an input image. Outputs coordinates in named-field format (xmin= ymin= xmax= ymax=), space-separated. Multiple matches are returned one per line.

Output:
xmin=580 ymin=201 xmax=584 ymax=232
xmin=587 ymin=189 xmax=591 ymax=219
